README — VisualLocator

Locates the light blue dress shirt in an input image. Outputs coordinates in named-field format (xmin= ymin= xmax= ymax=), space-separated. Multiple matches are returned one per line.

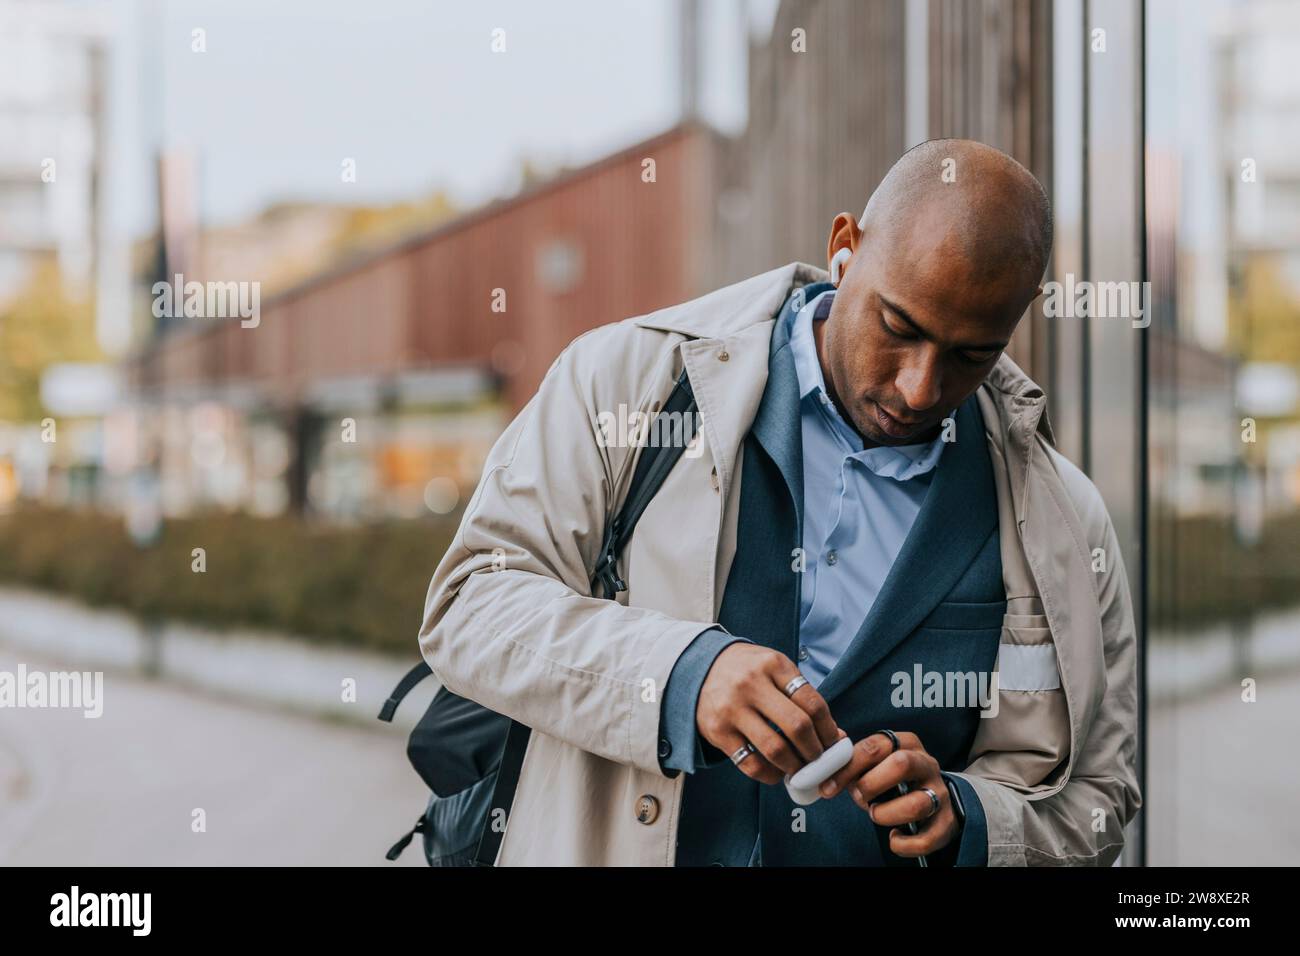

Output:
xmin=787 ymin=289 xmax=949 ymax=687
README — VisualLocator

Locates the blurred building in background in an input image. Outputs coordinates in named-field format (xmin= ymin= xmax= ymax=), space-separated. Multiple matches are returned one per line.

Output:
xmin=1218 ymin=0 xmax=1300 ymax=515
xmin=0 ymin=0 xmax=115 ymax=512
xmin=0 ymin=0 xmax=109 ymax=299
xmin=120 ymin=123 xmax=725 ymax=520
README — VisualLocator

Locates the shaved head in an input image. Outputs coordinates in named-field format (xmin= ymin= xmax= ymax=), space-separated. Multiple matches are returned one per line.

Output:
xmin=860 ymin=138 xmax=1053 ymax=291
xmin=814 ymin=138 xmax=1054 ymax=448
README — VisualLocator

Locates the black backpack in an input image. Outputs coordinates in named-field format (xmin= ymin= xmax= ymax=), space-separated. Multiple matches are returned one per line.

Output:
xmin=380 ymin=369 xmax=700 ymax=865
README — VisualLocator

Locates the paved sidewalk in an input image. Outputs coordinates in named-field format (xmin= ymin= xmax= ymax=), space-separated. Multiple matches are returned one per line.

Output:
xmin=4 ymin=639 xmax=1296 ymax=865
xmin=0 ymin=647 xmax=430 ymax=866
xmin=1145 ymin=664 xmax=1300 ymax=866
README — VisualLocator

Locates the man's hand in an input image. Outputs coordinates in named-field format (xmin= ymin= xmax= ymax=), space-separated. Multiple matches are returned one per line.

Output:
xmin=696 ymin=644 xmax=842 ymax=785
xmin=819 ymin=731 xmax=960 ymax=858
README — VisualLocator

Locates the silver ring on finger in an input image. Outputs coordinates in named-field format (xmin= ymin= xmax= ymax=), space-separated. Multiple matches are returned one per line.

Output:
xmin=730 ymin=742 xmax=758 ymax=766
xmin=920 ymin=786 xmax=940 ymax=819
xmin=783 ymin=675 xmax=809 ymax=698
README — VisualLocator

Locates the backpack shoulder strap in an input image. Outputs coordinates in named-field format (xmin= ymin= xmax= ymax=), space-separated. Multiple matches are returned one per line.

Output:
xmin=377 ymin=661 xmax=433 ymax=722
xmin=590 ymin=368 xmax=699 ymax=597
xmin=474 ymin=367 xmax=699 ymax=866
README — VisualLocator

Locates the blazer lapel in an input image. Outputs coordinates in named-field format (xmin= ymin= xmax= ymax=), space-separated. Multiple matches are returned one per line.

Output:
xmin=750 ymin=337 xmax=802 ymax=533
xmin=749 ymin=283 xmax=834 ymax=536
xmin=817 ymin=393 xmax=998 ymax=704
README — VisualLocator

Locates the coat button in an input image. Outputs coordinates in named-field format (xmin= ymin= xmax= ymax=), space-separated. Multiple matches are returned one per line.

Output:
xmin=658 ymin=737 xmax=672 ymax=760
xmin=717 ymin=349 xmax=730 ymax=362
xmin=635 ymin=794 xmax=660 ymax=825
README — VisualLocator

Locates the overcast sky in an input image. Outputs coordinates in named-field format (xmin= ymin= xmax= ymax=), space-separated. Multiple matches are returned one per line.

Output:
xmin=105 ymin=0 xmax=779 ymax=236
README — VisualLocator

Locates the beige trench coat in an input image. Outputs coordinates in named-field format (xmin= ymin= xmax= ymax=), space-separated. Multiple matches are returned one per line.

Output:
xmin=418 ymin=262 xmax=1142 ymax=866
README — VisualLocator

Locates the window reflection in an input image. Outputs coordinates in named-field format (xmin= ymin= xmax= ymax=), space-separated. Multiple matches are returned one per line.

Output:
xmin=1146 ymin=0 xmax=1300 ymax=865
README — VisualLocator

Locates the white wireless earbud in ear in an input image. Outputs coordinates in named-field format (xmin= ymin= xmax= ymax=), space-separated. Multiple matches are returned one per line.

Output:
xmin=829 ymin=247 xmax=852 ymax=285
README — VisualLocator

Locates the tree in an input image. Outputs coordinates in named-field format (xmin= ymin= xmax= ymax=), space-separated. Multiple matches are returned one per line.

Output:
xmin=0 ymin=258 xmax=102 ymax=422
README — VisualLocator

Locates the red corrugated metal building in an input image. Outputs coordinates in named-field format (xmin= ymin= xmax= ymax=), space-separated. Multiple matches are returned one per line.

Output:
xmin=125 ymin=123 xmax=725 ymax=517
xmin=131 ymin=123 xmax=724 ymax=414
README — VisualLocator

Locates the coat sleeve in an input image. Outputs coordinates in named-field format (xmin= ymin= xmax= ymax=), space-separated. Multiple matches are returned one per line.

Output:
xmin=417 ymin=329 xmax=719 ymax=777
xmin=948 ymin=472 xmax=1143 ymax=866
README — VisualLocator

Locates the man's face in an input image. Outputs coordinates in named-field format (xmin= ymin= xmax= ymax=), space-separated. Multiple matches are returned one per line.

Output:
xmin=820 ymin=210 xmax=1036 ymax=446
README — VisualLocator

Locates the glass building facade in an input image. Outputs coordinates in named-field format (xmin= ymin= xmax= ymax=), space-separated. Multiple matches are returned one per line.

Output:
xmin=728 ymin=0 xmax=1300 ymax=864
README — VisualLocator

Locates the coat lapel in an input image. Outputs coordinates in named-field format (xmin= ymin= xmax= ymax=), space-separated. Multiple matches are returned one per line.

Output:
xmin=817 ymin=393 xmax=998 ymax=704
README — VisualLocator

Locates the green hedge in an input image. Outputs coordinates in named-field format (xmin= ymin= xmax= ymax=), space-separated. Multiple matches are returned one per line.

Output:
xmin=0 ymin=506 xmax=461 ymax=656
xmin=1149 ymin=509 xmax=1300 ymax=632
xmin=2 ymin=504 xmax=1297 ymax=652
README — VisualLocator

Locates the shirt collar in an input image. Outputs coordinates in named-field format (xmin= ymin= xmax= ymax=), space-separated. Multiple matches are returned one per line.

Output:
xmin=788 ymin=289 xmax=835 ymax=401
xmin=784 ymin=288 xmax=948 ymax=481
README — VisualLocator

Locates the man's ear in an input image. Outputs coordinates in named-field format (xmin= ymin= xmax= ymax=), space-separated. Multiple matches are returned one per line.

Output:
xmin=832 ymin=210 xmax=863 ymax=267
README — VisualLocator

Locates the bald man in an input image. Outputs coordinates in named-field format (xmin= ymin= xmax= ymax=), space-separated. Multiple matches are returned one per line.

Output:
xmin=420 ymin=139 xmax=1141 ymax=866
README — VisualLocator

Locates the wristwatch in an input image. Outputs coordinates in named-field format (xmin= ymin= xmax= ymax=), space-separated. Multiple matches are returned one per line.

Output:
xmin=941 ymin=773 xmax=967 ymax=831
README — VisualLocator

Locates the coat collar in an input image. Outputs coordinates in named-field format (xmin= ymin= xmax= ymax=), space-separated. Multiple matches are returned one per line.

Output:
xmin=639 ymin=261 xmax=1057 ymax=533
xmin=633 ymin=262 xmax=829 ymax=340
xmin=975 ymin=352 xmax=1056 ymax=532
xmin=982 ymin=352 xmax=1056 ymax=447
xmin=634 ymin=261 xmax=1054 ymax=448
xmin=658 ymin=263 xmax=828 ymax=506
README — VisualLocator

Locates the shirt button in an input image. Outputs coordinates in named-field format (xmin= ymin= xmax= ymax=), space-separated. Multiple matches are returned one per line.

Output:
xmin=797 ymin=645 xmax=810 ymax=662
xmin=717 ymin=349 xmax=730 ymax=362
xmin=658 ymin=737 xmax=672 ymax=760
xmin=635 ymin=794 xmax=660 ymax=825
xmin=710 ymin=467 xmax=719 ymax=491
xmin=826 ymin=549 xmax=838 ymax=566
